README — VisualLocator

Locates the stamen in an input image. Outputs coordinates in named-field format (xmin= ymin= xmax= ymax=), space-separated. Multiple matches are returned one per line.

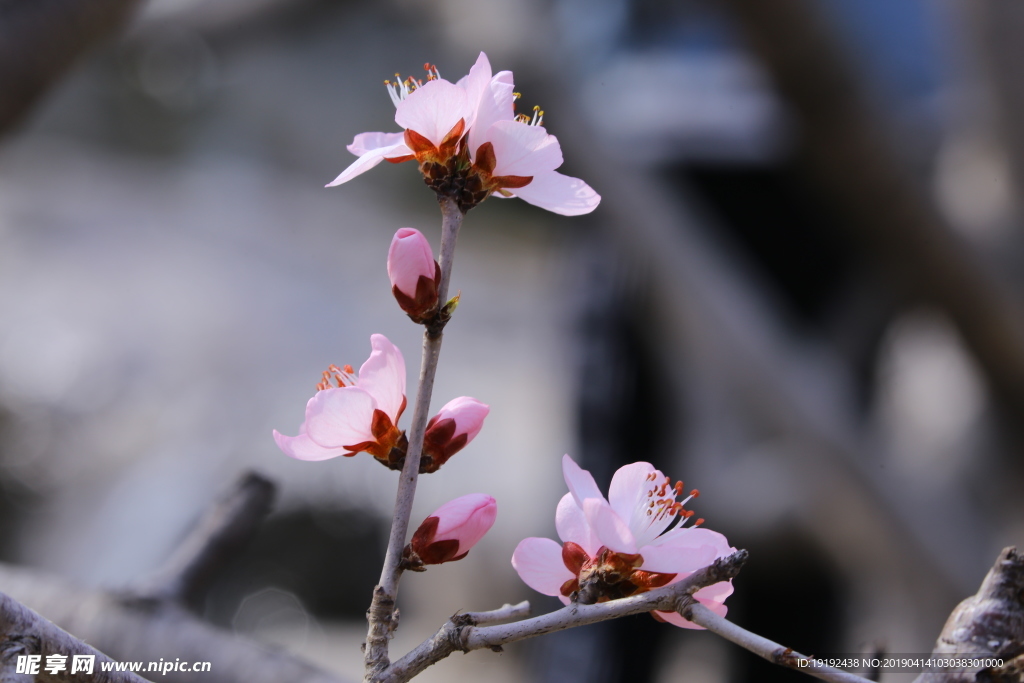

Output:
xmin=530 ymin=105 xmax=545 ymax=126
xmin=384 ymin=68 xmax=429 ymax=107
xmin=315 ymin=363 xmax=358 ymax=391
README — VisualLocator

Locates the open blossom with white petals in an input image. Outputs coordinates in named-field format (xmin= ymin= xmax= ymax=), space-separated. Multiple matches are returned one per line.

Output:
xmin=273 ymin=334 xmax=408 ymax=468
xmin=511 ymin=455 xmax=735 ymax=629
xmin=327 ymin=52 xmax=600 ymax=216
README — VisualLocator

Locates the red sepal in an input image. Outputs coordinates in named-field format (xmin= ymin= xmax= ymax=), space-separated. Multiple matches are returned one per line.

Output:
xmin=561 ymin=542 xmax=589 ymax=574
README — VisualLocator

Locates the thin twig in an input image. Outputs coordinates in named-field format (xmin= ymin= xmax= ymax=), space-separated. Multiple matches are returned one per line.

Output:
xmin=374 ymin=550 xmax=748 ymax=683
xmin=364 ymin=197 xmax=464 ymax=679
xmin=458 ymin=602 xmax=530 ymax=627
xmin=0 ymin=591 xmax=151 ymax=683
xmin=682 ymin=602 xmax=874 ymax=683
xmin=131 ymin=472 xmax=276 ymax=608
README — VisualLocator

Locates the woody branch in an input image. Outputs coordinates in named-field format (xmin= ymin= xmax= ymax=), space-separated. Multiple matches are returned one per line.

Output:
xmin=364 ymin=196 xmax=464 ymax=678
xmin=373 ymin=550 xmax=749 ymax=683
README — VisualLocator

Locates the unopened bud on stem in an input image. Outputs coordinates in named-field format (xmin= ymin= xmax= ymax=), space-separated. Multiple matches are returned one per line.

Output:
xmin=421 ymin=396 xmax=489 ymax=473
xmin=402 ymin=493 xmax=497 ymax=570
xmin=388 ymin=227 xmax=441 ymax=323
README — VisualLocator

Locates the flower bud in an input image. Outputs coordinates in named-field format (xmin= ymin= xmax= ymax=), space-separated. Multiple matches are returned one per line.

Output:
xmin=406 ymin=494 xmax=497 ymax=567
xmin=388 ymin=228 xmax=441 ymax=323
xmin=421 ymin=397 xmax=489 ymax=473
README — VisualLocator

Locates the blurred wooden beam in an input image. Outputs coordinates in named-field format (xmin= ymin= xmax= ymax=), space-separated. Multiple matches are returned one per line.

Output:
xmin=0 ymin=0 xmax=141 ymax=137
xmin=131 ymin=472 xmax=276 ymax=610
xmin=0 ymin=591 xmax=150 ymax=683
xmin=0 ymin=564 xmax=351 ymax=683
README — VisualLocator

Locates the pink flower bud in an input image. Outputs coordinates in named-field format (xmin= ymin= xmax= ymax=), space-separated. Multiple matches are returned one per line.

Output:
xmin=388 ymin=228 xmax=441 ymax=322
xmin=421 ymin=396 xmax=490 ymax=472
xmin=409 ymin=493 xmax=497 ymax=565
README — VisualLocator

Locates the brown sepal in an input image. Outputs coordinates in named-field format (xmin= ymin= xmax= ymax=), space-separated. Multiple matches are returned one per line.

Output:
xmin=404 ymin=128 xmax=436 ymax=156
xmin=562 ymin=542 xmax=589 ymax=574
xmin=438 ymin=118 xmax=466 ymax=157
xmin=491 ymin=174 xmax=533 ymax=190
xmin=420 ymin=416 xmax=468 ymax=473
xmin=631 ymin=570 xmax=677 ymax=591
xmin=410 ymin=515 xmax=438 ymax=553
xmin=419 ymin=539 xmax=461 ymax=565
xmin=410 ymin=513 xmax=465 ymax=564
xmin=560 ymin=578 xmax=580 ymax=598
xmin=385 ymin=154 xmax=415 ymax=164
xmin=341 ymin=440 xmax=376 ymax=456
xmin=391 ymin=267 xmax=441 ymax=324
xmin=475 ymin=142 xmax=496 ymax=174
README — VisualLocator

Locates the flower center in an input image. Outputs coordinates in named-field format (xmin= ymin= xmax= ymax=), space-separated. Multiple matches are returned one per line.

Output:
xmin=384 ymin=63 xmax=441 ymax=107
xmin=561 ymin=544 xmax=677 ymax=605
xmin=316 ymin=364 xmax=357 ymax=391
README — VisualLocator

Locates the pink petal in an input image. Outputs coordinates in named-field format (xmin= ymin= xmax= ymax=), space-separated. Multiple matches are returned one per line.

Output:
xmin=639 ymin=539 xmax=717 ymax=575
xmin=468 ymin=71 xmax=517 ymax=156
xmin=388 ymin=228 xmax=436 ymax=297
xmin=647 ymin=527 xmax=733 ymax=556
xmin=347 ymin=131 xmax=407 ymax=156
xmin=303 ymin=387 xmax=377 ymax=448
xmin=506 ymin=170 xmax=601 ymax=216
xmin=486 ymin=120 xmax=564 ymax=176
xmin=456 ymin=52 xmax=493 ymax=132
xmin=582 ymin=498 xmax=637 ymax=555
xmin=395 ymin=80 xmax=470 ymax=147
xmin=555 ymin=493 xmax=601 ymax=556
xmin=272 ymin=429 xmax=350 ymax=461
xmin=654 ymin=582 xmax=732 ymax=629
xmin=640 ymin=527 xmax=733 ymax=575
xmin=326 ymin=142 xmax=412 ymax=187
xmin=561 ymin=455 xmax=604 ymax=508
xmin=431 ymin=493 xmax=497 ymax=552
xmin=433 ymin=396 xmax=489 ymax=440
xmin=357 ymin=334 xmax=406 ymax=422
xmin=607 ymin=462 xmax=664 ymax=544
xmin=696 ymin=580 xmax=735 ymax=604
xmin=511 ymin=537 xmax=574 ymax=598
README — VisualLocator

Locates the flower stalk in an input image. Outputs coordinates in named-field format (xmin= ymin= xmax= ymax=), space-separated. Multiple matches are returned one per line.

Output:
xmin=364 ymin=197 xmax=464 ymax=679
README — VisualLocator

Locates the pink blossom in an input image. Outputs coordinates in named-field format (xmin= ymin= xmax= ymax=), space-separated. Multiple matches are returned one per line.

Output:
xmin=273 ymin=334 xmax=407 ymax=465
xmin=326 ymin=52 xmax=600 ymax=216
xmin=511 ymin=455 xmax=734 ymax=629
xmin=406 ymin=493 xmax=498 ymax=565
xmin=388 ymin=228 xmax=441 ymax=322
xmin=421 ymin=397 xmax=490 ymax=473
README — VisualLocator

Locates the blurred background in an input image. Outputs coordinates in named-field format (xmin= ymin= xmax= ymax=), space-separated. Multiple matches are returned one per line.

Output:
xmin=1 ymin=0 xmax=1023 ymax=681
